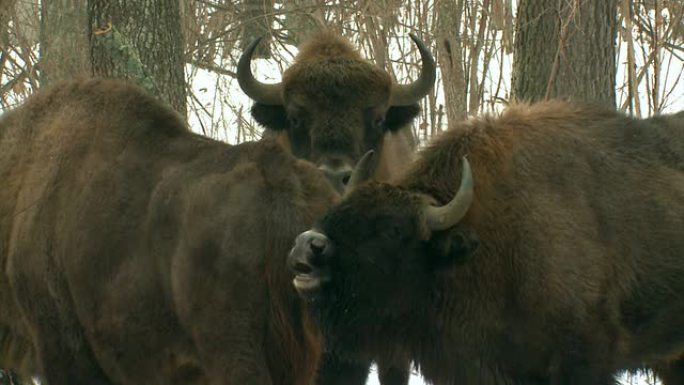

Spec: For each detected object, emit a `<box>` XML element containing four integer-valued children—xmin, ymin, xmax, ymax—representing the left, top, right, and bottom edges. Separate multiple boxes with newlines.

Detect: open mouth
<box><xmin>293</xmin><ymin>273</ymin><xmax>328</xmax><ymax>293</ymax></box>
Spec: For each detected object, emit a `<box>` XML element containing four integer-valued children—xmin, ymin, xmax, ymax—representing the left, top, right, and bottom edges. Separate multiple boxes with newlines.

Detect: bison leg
<box><xmin>9</xmin><ymin>271</ymin><xmax>112</xmax><ymax>385</ymax></box>
<box><xmin>26</xmin><ymin>318</ymin><xmax>111</xmax><ymax>385</ymax></box>
<box><xmin>377</xmin><ymin>357</ymin><xmax>410</xmax><ymax>385</ymax></box>
<box><xmin>316</xmin><ymin>354</ymin><xmax>370</xmax><ymax>385</ymax></box>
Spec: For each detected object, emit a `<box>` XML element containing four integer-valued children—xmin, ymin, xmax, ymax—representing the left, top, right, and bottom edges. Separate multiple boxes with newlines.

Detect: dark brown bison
<box><xmin>240</xmin><ymin>30</ymin><xmax>433</xmax><ymax>385</ymax></box>
<box><xmin>288</xmin><ymin>101</ymin><xmax>684</xmax><ymax>384</ymax></box>
<box><xmin>238</xmin><ymin>30</ymin><xmax>435</xmax><ymax>193</ymax></box>
<box><xmin>0</xmin><ymin>78</ymin><xmax>339</xmax><ymax>385</ymax></box>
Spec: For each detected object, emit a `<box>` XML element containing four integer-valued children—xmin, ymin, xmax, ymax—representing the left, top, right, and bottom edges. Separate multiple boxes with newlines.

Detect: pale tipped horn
<box><xmin>345</xmin><ymin>150</ymin><xmax>376</xmax><ymax>194</ymax></box>
<box><xmin>424</xmin><ymin>158</ymin><xmax>474</xmax><ymax>231</ymax></box>
<box><xmin>237</xmin><ymin>36</ymin><xmax>283</xmax><ymax>105</ymax></box>
<box><xmin>389</xmin><ymin>33</ymin><xmax>437</xmax><ymax>106</ymax></box>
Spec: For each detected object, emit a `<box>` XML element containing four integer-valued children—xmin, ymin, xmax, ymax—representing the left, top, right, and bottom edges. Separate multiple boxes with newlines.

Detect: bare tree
<box><xmin>240</xmin><ymin>0</ymin><xmax>274</xmax><ymax>57</ymax></box>
<box><xmin>282</xmin><ymin>0</ymin><xmax>325</xmax><ymax>45</ymax></box>
<box><xmin>3</xmin><ymin>0</ymin><xmax>683</xmax><ymax>137</ymax></box>
<box><xmin>90</xmin><ymin>0</ymin><xmax>187</xmax><ymax>115</ymax></box>
<box><xmin>0</xmin><ymin>0</ymin><xmax>16</xmax><ymax>46</ymax></box>
<box><xmin>39</xmin><ymin>1</ymin><xmax>91</xmax><ymax>86</ymax></box>
<box><xmin>39</xmin><ymin>0</ymin><xmax>187</xmax><ymax>116</ymax></box>
<box><xmin>435</xmin><ymin>0</ymin><xmax>468</xmax><ymax>124</ymax></box>
<box><xmin>618</xmin><ymin>0</ymin><xmax>684</xmax><ymax>116</ymax></box>
<box><xmin>512</xmin><ymin>0</ymin><xmax>619</xmax><ymax>106</ymax></box>
<box><xmin>1</xmin><ymin>0</ymin><xmax>39</xmax><ymax>109</ymax></box>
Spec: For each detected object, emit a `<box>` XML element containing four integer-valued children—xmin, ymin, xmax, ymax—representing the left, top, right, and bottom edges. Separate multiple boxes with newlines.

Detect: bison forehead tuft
<box><xmin>293</xmin><ymin>30</ymin><xmax>364</xmax><ymax>63</ymax></box>
<box><xmin>283</xmin><ymin>60</ymin><xmax>392</xmax><ymax>106</ymax></box>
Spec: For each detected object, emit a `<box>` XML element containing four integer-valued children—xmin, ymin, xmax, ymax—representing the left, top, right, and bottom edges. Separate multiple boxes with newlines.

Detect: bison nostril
<box><xmin>310</xmin><ymin>237</ymin><xmax>328</xmax><ymax>255</ymax></box>
<box><xmin>293</xmin><ymin>261</ymin><xmax>313</xmax><ymax>274</ymax></box>
<box><xmin>291</xmin><ymin>230</ymin><xmax>332</xmax><ymax>271</ymax></box>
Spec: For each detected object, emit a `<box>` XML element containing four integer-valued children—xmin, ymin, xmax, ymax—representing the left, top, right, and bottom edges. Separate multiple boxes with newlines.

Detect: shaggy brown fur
<box><xmin>245</xmin><ymin>30</ymin><xmax>425</xmax><ymax>385</ymax></box>
<box><xmin>249</xmin><ymin>30</ymin><xmax>422</xmax><ymax>193</ymax></box>
<box><xmin>290</xmin><ymin>101</ymin><xmax>684</xmax><ymax>384</ymax></box>
<box><xmin>291</xmin><ymin>30</ymin><xmax>365</xmax><ymax>63</ymax></box>
<box><xmin>0</xmin><ymin>78</ymin><xmax>338</xmax><ymax>385</ymax></box>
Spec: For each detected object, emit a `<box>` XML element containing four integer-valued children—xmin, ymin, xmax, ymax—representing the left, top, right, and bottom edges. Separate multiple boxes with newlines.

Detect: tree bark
<box><xmin>0</xmin><ymin>0</ymin><xmax>16</xmax><ymax>78</ymax></box>
<box><xmin>240</xmin><ymin>0</ymin><xmax>274</xmax><ymax>58</ymax></box>
<box><xmin>39</xmin><ymin>0</ymin><xmax>91</xmax><ymax>85</ymax></box>
<box><xmin>512</xmin><ymin>0</ymin><xmax>618</xmax><ymax>107</ymax></box>
<box><xmin>0</xmin><ymin>0</ymin><xmax>16</xmax><ymax>37</ymax></box>
<box><xmin>39</xmin><ymin>0</ymin><xmax>187</xmax><ymax>116</ymax></box>
<box><xmin>89</xmin><ymin>0</ymin><xmax>186</xmax><ymax>116</ymax></box>
<box><xmin>282</xmin><ymin>0</ymin><xmax>325</xmax><ymax>46</ymax></box>
<box><xmin>435</xmin><ymin>0</ymin><xmax>468</xmax><ymax>123</ymax></box>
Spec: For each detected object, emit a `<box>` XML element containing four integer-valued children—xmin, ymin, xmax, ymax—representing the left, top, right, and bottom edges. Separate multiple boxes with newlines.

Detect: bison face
<box><xmin>238</xmin><ymin>32</ymin><xmax>435</xmax><ymax>193</ymax></box>
<box><xmin>287</xmin><ymin>159</ymin><xmax>477</xmax><ymax>352</ymax></box>
<box><xmin>251</xmin><ymin>65</ymin><xmax>413</xmax><ymax>193</ymax></box>
<box><xmin>288</xmin><ymin>184</ymin><xmax>433</xmax><ymax>353</ymax></box>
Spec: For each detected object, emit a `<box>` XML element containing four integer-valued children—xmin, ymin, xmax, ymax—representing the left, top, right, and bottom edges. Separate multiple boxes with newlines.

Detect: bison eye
<box><xmin>374</xmin><ymin>117</ymin><xmax>386</xmax><ymax>129</ymax></box>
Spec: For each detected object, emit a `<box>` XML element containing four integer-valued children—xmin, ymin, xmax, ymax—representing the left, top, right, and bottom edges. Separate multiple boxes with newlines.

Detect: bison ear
<box><xmin>385</xmin><ymin>104</ymin><xmax>420</xmax><ymax>132</ymax></box>
<box><xmin>426</xmin><ymin>226</ymin><xmax>479</xmax><ymax>269</ymax></box>
<box><xmin>251</xmin><ymin>103</ymin><xmax>289</xmax><ymax>130</ymax></box>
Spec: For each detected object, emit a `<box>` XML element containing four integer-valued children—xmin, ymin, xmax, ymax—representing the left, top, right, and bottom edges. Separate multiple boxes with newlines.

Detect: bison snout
<box><xmin>288</xmin><ymin>230</ymin><xmax>332</xmax><ymax>294</ymax></box>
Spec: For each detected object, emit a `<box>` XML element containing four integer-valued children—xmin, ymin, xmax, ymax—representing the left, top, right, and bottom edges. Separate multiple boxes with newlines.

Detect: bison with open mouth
<box><xmin>289</xmin><ymin>102</ymin><xmax>684</xmax><ymax>384</ymax></box>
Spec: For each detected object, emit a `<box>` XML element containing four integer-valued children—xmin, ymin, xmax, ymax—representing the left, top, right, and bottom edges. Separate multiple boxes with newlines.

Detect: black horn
<box><xmin>237</xmin><ymin>36</ymin><xmax>283</xmax><ymax>105</ymax></box>
<box><xmin>389</xmin><ymin>33</ymin><xmax>437</xmax><ymax>106</ymax></box>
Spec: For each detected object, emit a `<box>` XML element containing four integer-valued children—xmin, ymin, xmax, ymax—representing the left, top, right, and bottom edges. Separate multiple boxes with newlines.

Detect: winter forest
<box><xmin>1</xmin><ymin>1</ymin><xmax>683</xmax><ymax>384</ymax></box>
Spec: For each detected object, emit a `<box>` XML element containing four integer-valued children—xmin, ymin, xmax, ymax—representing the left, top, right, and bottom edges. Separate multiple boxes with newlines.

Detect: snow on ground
<box><xmin>364</xmin><ymin>365</ymin><xmax>661</xmax><ymax>385</ymax></box>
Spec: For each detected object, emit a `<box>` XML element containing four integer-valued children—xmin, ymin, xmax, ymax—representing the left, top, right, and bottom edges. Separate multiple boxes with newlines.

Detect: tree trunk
<box><xmin>39</xmin><ymin>0</ymin><xmax>91</xmax><ymax>85</ymax></box>
<box><xmin>39</xmin><ymin>0</ymin><xmax>187</xmax><ymax>116</ymax></box>
<box><xmin>282</xmin><ymin>0</ymin><xmax>325</xmax><ymax>46</ymax></box>
<box><xmin>240</xmin><ymin>0</ymin><xmax>274</xmax><ymax>58</ymax></box>
<box><xmin>0</xmin><ymin>0</ymin><xmax>16</xmax><ymax>38</ymax></box>
<box><xmin>512</xmin><ymin>0</ymin><xmax>618</xmax><ymax>107</ymax></box>
<box><xmin>0</xmin><ymin>0</ymin><xmax>16</xmax><ymax>80</ymax></box>
<box><xmin>435</xmin><ymin>0</ymin><xmax>468</xmax><ymax>123</ymax></box>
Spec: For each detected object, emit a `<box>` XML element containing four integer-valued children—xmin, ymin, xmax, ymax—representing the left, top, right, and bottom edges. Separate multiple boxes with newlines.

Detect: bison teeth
<box><xmin>293</xmin><ymin>274</ymin><xmax>327</xmax><ymax>292</ymax></box>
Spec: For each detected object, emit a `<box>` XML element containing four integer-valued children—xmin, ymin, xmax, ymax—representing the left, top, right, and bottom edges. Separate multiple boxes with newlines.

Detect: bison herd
<box><xmin>1</xmin><ymin>31</ymin><xmax>683</xmax><ymax>385</ymax></box>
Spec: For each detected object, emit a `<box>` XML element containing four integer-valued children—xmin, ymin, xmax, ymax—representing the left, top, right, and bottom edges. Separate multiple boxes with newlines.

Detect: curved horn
<box><xmin>345</xmin><ymin>150</ymin><xmax>376</xmax><ymax>195</ymax></box>
<box><xmin>237</xmin><ymin>36</ymin><xmax>283</xmax><ymax>105</ymax></box>
<box><xmin>424</xmin><ymin>157</ymin><xmax>474</xmax><ymax>231</ymax></box>
<box><xmin>389</xmin><ymin>33</ymin><xmax>437</xmax><ymax>106</ymax></box>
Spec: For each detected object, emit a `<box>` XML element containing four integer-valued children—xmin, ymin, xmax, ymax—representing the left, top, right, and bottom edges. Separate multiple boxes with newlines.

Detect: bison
<box><xmin>0</xmin><ymin>78</ymin><xmax>339</xmax><ymax>385</ymax></box>
<box><xmin>288</xmin><ymin>101</ymin><xmax>684</xmax><ymax>384</ymax></box>
<box><xmin>240</xmin><ymin>30</ymin><xmax>434</xmax><ymax>385</ymax></box>
<box><xmin>238</xmin><ymin>30</ymin><xmax>435</xmax><ymax>194</ymax></box>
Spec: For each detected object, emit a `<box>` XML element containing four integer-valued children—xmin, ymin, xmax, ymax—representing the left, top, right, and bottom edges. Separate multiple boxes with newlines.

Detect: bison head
<box><xmin>238</xmin><ymin>31</ymin><xmax>435</xmax><ymax>192</ymax></box>
<box><xmin>287</xmin><ymin>159</ymin><xmax>477</xmax><ymax>353</ymax></box>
